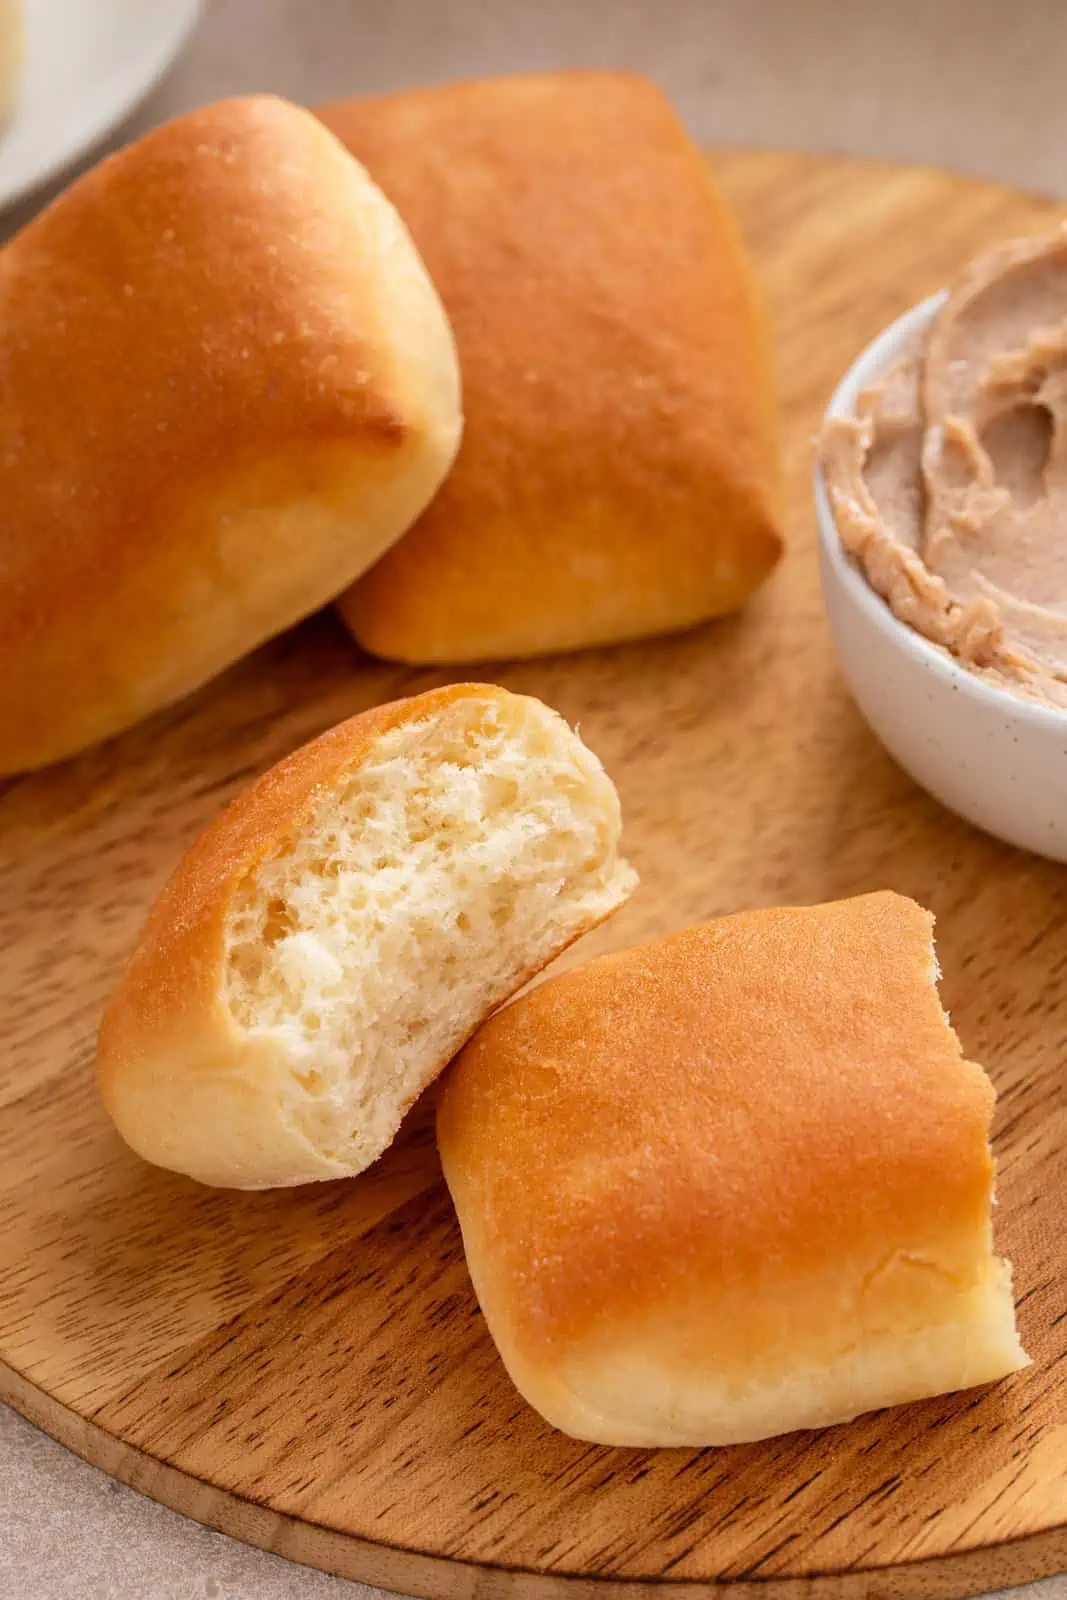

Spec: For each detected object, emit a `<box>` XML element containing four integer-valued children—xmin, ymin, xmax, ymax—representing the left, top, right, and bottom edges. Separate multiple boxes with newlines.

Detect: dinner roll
<box><xmin>319</xmin><ymin>71</ymin><xmax>783</xmax><ymax>663</ymax></box>
<box><xmin>98</xmin><ymin>684</ymin><xmax>636</xmax><ymax>1189</ymax></box>
<box><xmin>438</xmin><ymin>893</ymin><xmax>1026</xmax><ymax>1447</ymax></box>
<box><xmin>0</xmin><ymin>96</ymin><xmax>461</xmax><ymax>774</ymax></box>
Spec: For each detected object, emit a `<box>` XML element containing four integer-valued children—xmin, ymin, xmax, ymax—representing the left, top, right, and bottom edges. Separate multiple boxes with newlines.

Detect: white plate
<box><xmin>0</xmin><ymin>0</ymin><xmax>202</xmax><ymax>212</ymax></box>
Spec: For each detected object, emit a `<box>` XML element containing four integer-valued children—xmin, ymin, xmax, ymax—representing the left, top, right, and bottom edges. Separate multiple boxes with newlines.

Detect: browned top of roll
<box><xmin>0</xmin><ymin>95</ymin><xmax>460</xmax><ymax>771</ymax></box>
<box><xmin>321</xmin><ymin>70</ymin><xmax>783</xmax><ymax>662</ymax></box>
<box><xmin>438</xmin><ymin>892</ymin><xmax>995</xmax><ymax>1360</ymax></box>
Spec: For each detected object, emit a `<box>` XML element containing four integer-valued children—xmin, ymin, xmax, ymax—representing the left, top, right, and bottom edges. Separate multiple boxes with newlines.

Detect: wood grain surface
<box><xmin>2</xmin><ymin>150</ymin><xmax>1067</xmax><ymax>1600</ymax></box>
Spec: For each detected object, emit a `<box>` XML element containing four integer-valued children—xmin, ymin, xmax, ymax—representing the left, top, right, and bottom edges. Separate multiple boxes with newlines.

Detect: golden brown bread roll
<box><xmin>0</xmin><ymin>96</ymin><xmax>461</xmax><ymax>774</ymax></box>
<box><xmin>98</xmin><ymin>683</ymin><xmax>636</xmax><ymax>1189</ymax></box>
<box><xmin>319</xmin><ymin>70</ymin><xmax>783</xmax><ymax>663</ymax></box>
<box><xmin>437</xmin><ymin>893</ymin><xmax>1026</xmax><ymax>1446</ymax></box>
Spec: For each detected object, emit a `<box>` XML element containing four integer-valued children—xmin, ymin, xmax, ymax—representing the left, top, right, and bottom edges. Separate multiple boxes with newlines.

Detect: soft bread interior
<box><xmin>223</xmin><ymin>693</ymin><xmax>636</xmax><ymax>1176</ymax></box>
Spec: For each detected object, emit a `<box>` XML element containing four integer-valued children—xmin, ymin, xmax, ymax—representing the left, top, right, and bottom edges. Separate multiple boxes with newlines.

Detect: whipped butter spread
<box><xmin>820</xmin><ymin>229</ymin><xmax>1067</xmax><ymax>709</ymax></box>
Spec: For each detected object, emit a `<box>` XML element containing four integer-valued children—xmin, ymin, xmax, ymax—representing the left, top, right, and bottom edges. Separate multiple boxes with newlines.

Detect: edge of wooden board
<box><xmin>3</xmin><ymin>1356</ymin><xmax>1067</xmax><ymax>1600</ymax></box>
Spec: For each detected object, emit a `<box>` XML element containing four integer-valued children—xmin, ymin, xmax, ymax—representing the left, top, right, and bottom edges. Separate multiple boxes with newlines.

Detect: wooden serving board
<box><xmin>2</xmin><ymin>150</ymin><xmax>1067</xmax><ymax>1600</ymax></box>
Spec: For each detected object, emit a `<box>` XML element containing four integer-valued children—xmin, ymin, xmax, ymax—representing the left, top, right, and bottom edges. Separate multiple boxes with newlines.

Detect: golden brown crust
<box><xmin>438</xmin><ymin>894</ymin><xmax>1024</xmax><ymax>1444</ymax></box>
<box><xmin>320</xmin><ymin>71</ymin><xmax>783</xmax><ymax>662</ymax></box>
<box><xmin>0</xmin><ymin>96</ymin><xmax>461</xmax><ymax>772</ymax></box>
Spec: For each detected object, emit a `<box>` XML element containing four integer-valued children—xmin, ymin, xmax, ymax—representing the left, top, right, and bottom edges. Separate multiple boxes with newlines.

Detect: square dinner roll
<box><xmin>319</xmin><ymin>71</ymin><xmax>783</xmax><ymax>663</ymax></box>
<box><xmin>97</xmin><ymin>685</ymin><xmax>636</xmax><ymax>1190</ymax></box>
<box><xmin>0</xmin><ymin>96</ymin><xmax>461</xmax><ymax>773</ymax></box>
<box><xmin>437</xmin><ymin>893</ymin><xmax>1027</xmax><ymax>1447</ymax></box>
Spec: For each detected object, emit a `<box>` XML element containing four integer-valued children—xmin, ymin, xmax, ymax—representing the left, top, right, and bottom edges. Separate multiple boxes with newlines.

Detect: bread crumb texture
<box><xmin>224</xmin><ymin>692</ymin><xmax>635</xmax><ymax>1171</ymax></box>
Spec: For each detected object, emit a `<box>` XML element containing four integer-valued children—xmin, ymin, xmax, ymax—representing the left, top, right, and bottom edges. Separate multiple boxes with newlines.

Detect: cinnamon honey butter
<box><xmin>820</xmin><ymin>229</ymin><xmax>1067</xmax><ymax>709</ymax></box>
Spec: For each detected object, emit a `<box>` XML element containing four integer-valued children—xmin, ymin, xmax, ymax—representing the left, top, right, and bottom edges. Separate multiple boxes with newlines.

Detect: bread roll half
<box><xmin>0</xmin><ymin>96</ymin><xmax>461</xmax><ymax>773</ymax></box>
<box><xmin>98</xmin><ymin>685</ymin><xmax>636</xmax><ymax>1189</ymax></box>
<box><xmin>438</xmin><ymin>893</ymin><xmax>1026</xmax><ymax>1447</ymax></box>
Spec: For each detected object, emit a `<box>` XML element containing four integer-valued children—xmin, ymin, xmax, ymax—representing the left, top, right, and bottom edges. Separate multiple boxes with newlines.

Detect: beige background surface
<box><xmin>3</xmin><ymin>1</ymin><xmax>1067</xmax><ymax>1597</ymax></box>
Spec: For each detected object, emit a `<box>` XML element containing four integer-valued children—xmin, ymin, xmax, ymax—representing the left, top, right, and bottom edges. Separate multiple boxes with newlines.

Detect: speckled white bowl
<box><xmin>814</xmin><ymin>294</ymin><xmax>1067</xmax><ymax>863</ymax></box>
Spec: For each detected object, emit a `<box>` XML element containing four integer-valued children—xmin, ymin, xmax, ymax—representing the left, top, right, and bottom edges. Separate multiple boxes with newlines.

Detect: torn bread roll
<box><xmin>0</xmin><ymin>95</ymin><xmax>461</xmax><ymax>773</ymax></box>
<box><xmin>438</xmin><ymin>892</ymin><xmax>1026</xmax><ymax>1447</ymax></box>
<box><xmin>98</xmin><ymin>684</ymin><xmax>636</xmax><ymax>1189</ymax></box>
<box><xmin>320</xmin><ymin>70</ymin><xmax>783</xmax><ymax>663</ymax></box>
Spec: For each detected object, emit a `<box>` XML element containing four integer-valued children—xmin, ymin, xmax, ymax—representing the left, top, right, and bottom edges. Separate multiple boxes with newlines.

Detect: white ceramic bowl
<box><xmin>814</xmin><ymin>295</ymin><xmax>1067</xmax><ymax>863</ymax></box>
<box><xmin>0</xmin><ymin>0</ymin><xmax>202</xmax><ymax>213</ymax></box>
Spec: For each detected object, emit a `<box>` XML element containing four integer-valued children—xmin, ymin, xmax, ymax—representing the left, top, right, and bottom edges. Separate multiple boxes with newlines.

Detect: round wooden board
<box><xmin>2</xmin><ymin>149</ymin><xmax>1067</xmax><ymax>1600</ymax></box>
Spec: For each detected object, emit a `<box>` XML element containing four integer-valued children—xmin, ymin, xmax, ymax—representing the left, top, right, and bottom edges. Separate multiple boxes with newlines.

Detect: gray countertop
<box><xmin>4</xmin><ymin>1</ymin><xmax>1067</xmax><ymax>1596</ymax></box>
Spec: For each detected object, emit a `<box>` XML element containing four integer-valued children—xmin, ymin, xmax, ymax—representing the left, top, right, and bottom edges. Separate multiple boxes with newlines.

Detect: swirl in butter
<box><xmin>820</xmin><ymin>230</ymin><xmax>1067</xmax><ymax>709</ymax></box>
